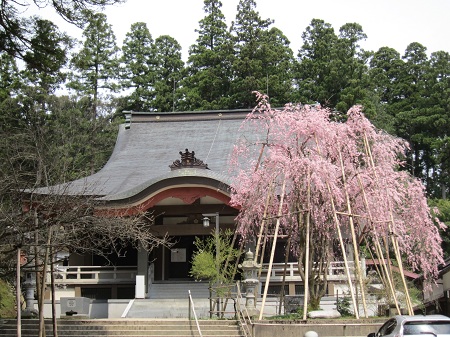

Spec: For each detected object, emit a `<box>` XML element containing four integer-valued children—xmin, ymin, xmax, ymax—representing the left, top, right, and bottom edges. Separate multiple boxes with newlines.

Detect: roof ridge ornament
<box><xmin>170</xmin><ymin>149</ymin><xmax>209</xmax><ymax>170</ymax></box>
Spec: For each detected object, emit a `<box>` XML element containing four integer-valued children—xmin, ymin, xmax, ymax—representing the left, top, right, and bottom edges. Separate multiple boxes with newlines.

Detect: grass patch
<box><xmin>0</xmin><ymin>278</ymin><xmax>16</xmax><ymax>318</ymax></box>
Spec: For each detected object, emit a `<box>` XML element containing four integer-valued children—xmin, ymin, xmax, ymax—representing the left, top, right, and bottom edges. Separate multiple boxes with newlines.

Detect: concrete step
<box><xmin>0</xmin><ymin>319</ymin><xmax>244</xmax><ymax>337</ymax></box>
<box><xmin>149</xmin><ymin>282</ymin><xmax>210</xmax><ymax>299</ymax></box>
<box><xmin>125</xmin><ymin>298</ymin><xmax>235</xmax><ymax>319</ymax></box>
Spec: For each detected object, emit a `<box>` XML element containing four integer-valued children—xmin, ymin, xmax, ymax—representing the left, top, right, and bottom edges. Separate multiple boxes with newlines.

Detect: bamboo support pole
<box><xmin>364</xmin><ymin>237</ymin><xmax>388</xmax><ymax>291</ymax></box>
<box><xmin>383</xmin><ymin>235</ymin><xmax>399</xmax><ymax>309</ymax></box>
<box><xmin>360</xmin><ymin>136</ymin><xmax>401</xmax><ymax>312</ymax></box>
<box><xmin>279</xmin><ymin>234</ymin><xmax>292</xmax><ymax>315</ymax></box>
<box><xmin>363</xmin><ymin>133</ymin><xmax>413</xmax><ymax>314</ymax></box>
<box><xmin>357</xmin><ymin>173</ymin><xmax>399</xmax><ymax>310</ymax></box>
<box><xmin>257</xmin><ymin>224</ymin><xmax>269</xmax><ymax>280</ymax></box>
<box><xmin>302</xmin><ymin>169</ymin><xmax>311</xmax><ymax>320</ymax></box>
<box><xmin>389</xmin><ymin>221</ymin><xmax>414</xmax><ymax>314</ymax></box>
<box><xmin>254</xmin><ymin>181</ymin><xmax>274</xmax><ymax>264</ymax></box>
<box><xmin>367</xmin><ymin>239</ymin><xmax>387</xmax><ymax>292</ymax></box>
<box><xmin>376</xmin><ymin>236</ymin><xmax>400</xmax><ymax>312</ymax></box>
<box><xmin>338</xmin><ymin>149</ymin><xmax>368</xmax><ymax>317</ymax></box>
<box><xmin>259</xmin><ymin>177</ymin><xmax>287</xmax><ymax>320</ymax></box>
<box><xmin>314</xmin><ymin>136</ymin><xmax>359</xmax><ymax>319</ymax></box>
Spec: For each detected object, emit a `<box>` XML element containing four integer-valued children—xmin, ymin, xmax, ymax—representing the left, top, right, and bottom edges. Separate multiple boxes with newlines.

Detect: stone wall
<box><xmin>253</xmin><ymin>320</ymin><xmax>385</xmax><ymax>337</ymax></box>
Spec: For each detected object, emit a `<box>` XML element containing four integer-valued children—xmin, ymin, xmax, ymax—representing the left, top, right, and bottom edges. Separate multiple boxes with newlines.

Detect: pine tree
<box><xmin>230</xmin><ymin>0</ymin><xmax>295</xmax><ymax>109</ymax></box>
<box><xmin>68</xmin><ymin>12</ymin><xmax>119</xmax><ymax>120</ymax></box>
<box><xmin>427</xmin><ymin>51</ymin><xmax>450</xmax><ymax>197</ymax></box>
<box><xmin>333</xmin><ymin>23</ymin><xmax>371</xmax><ymax>113</ymax></box>
<box><xmin>229</xmin><ymin>0</ymin><xmax>270</xmax><ymax>108</ymax></box>
<box><xmin>295</xmin><ymin>20</ymin><xmax>375</xmax><ymax>120</ymax></box>
<box><xmin>182</xmin><ymin>0</ymin><xmax>233</xmax><ymax>110</ymax></box>
<box><xmin>23</xmin><ymin>18</ymin><xmax>72</xmax><ymax>94</ymax></box>
<box><xmin>295</xmin><ymin>19</ymin><xmax>338</xmax><ymax>107</ymax></box>
<box><xmin>120</xmin><ymin>22</ymin><xmax>156</xmax><ymax>112</ymax></box>
<box><xmin>0</xmin><ymin>0</ymin><xmax>122</xmax><ymax>57</ymax></box>
<box><xmin>260</xmin><ymin>27</ymin><xmax>295</xmax><ymax>107</ymax></box>
<box><xmin>153</xmin><ymin>35</ymin><xmax>184</xmax><ymax>112</ymax></box>
<box><xmin>0</xmin><ymin>52</ymin><xmax>21</xmax><ymax>101</ymax></box>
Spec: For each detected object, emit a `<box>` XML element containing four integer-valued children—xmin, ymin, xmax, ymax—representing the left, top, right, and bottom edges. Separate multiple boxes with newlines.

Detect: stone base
<box><xmin>60</xmin><ymin>314</ymin><xmax>89</xmax><ymax>320</ymax></box>
<box><xmin>21</xmin><ymin>309</ymin><xmax>38</xmax><ymax>319</ymax></box>
<box><xmin>308</xmin><ymin>309</ymin><xmax>341</xmax><ymax>319</ymax></box>
<box><xmin>246</xmin><ymin>307</ymin><xmax>260</xmax><ymax>318</ymax></box>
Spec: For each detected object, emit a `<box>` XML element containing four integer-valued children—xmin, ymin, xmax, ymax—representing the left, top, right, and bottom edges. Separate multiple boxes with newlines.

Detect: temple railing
<box><xmin>260</xmin><ymin>261</ymin><xmax>361</xmax><ymax>282</ymax></box>
<box><xmin>52</xmin><ymin>265</ymin><xmax>137</xmax><ymax>285</ymax></box>
<box><xmin>51</xmin><ymin>260</ymin><xmax>361</xmax><ymax>286</ymax></box>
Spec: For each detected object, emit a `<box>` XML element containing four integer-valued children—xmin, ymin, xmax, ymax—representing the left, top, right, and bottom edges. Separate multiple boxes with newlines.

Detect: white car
<box><xmin>369</xmin><ymin>315</ymin><xmax>450</xmax><ymax>337</ymax></box>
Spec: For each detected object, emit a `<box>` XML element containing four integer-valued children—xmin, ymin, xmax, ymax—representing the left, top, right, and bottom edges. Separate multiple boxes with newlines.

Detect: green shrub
<box><xmin>0</xmin><ymin>279</ymin><xmax>16</xmax><ymax>318</ymax></box>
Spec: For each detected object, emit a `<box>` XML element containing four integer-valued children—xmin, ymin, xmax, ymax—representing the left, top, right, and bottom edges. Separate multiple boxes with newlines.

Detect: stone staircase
<box><xmin>0</xmin><ymin>319</ymin><xmax>244</xmax><ymax>337</ymax></box>
<box><xmin>149</xmin><ymin>282</ymin><xmax>210</xmax><ymax>299</ymax></box>
<box><xmin>124</xmin><ymin>282</ymin><xmax>214</xmax><ymax>319</ymax></box>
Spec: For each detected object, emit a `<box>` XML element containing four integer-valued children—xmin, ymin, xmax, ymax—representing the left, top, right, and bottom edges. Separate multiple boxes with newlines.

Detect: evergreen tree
<box><xmin>369</xmin><ymin>46</ymin><xmax>404</xmax><ymax>108</ymax></box>
<box><xmin>22</xmin><ymin>18</ymin><xmax>72</xmax><ymax>94</ymax></box>
<box><xmin>0</xmin><ymin>52</ymin><xmax>21</xmax><ymax>101</ymax></box>
<box><xmin>182</xmin><ymin>0</ymin><xmax>233</xmax><ymax>110</ymax></box>
<box><xmin>68</xmin><ymin>12</ymin><xmax>119</xmax><ymax>119</ymax></box>
<box><xmin>45</xmin><ymin>95</ymin><xmax>119</xmax><ymax>180</ymax></box>
<box><xmin>120</xmin><ymin>22</ymin><xmax>156</xmax><ymax>112</ymax></box>
<box><xmin>0</xmin><ymin>0</ymin><xmax>122</xmax><ymax>57</ymax></box>
<box><xmin>295</xmin><ymin>19</ymin><xmax>371</xmax><ymax>114</ymax></box>
<box><xmin>395</xmin><ymin>43</ymin><xmax>432</xmax><ymax>185</ymax></box>
<box><xmin>427</xmin><ymin>51</ymin><xmax>450</xmax><ymax>197</ymax></box>
<box><xmin>295</xmin><ymin>19</ymin><xmax>339</xmax><ymax>107</ymax></box>
<box><xmin>261</xmin><ymin>27</ymin><xmax>295</xmax><ymax>107</ymax></box>
<box><xmin>153</xmin><ymin>35</ymin><xmax>184</xmax><ymax>112</ymax></box>
<box><xmin>229</xmin><ymin>0</ymin><xmax>275</xmax><ymax>108</ymax></box>
<box><xmin>334</xmin><ymin>23</ymin><xmax>371</xmax><ymax>113</ymax></box>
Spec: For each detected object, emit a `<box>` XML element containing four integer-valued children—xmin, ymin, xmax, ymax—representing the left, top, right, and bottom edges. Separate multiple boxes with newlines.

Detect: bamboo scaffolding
<box><xmin>364</xmin><ymin>237</ymin><xmax>388</xmax><ymax>292</ymax></box>
<box><xmin>254</xmin><ymin>181</ymin><xmax>274</xmax><ymax>264</ymax></box>
<box><xmin>279</xmin><ymin>233</ymin><xmax>292</xmax><ymax>315</ymax></box>
<box><xmin>363</xmin><ymin>133</ymin><xmax>413</xmax><ymax>314</ymax></box>
<box><xmin>252</xmin><ymin>153</ymin><xmax>273</xmax><ymax>303</ymax></box>
<box><xmin>383</xmin><ymin>236</ymin><xmax>400</xmax><ymax>311</ymax></box>
<box><xmin>338</xmin><ymin>149</ymin><xmax>368</xmax><ymax>317</ymax></box>
<box><xmin>259</xmin><ymin>177</ymin><xmax>287</xmax><ymax>320</ymax></box>
<box><xmin>302</xmin><ymin>168</ymin><xmax>311</xmax><ymax>320</ymax></box>
<box><xmin>314</xmin><ymin>135</ymin><xmax>359</xmax><ymax>319</ymax></box>
<box><xmin>374</xmin><ymin>236</ymin><xmax>401</xmax><ymax>312</ymax></box>
<box><xmin>334</xmin><ymin>211</ymin><xmax>392</xmax><ymax>223</ymax></box>
<box><xmin>389</xmin><ymin>218</ymin><xmax>414</xmax><ymax>314</ymax></box>
<box><xmin>356</xmin><ymin>173</ymin><xmax>401</xmax><ymax>312</ymax></box>
<box><xmin>257</xmin><ymin>224</ymin><xmax>269</xmax><ymax>281</ymax></box>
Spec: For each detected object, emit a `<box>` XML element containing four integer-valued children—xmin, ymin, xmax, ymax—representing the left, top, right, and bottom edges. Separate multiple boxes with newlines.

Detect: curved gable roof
<box><xmin>33</xmin><ymin>110</ymin><xmax>253</xmax><ymax>202</ymax></box>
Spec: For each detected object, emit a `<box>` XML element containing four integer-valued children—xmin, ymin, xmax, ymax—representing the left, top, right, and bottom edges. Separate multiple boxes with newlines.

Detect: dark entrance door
<box><xmin>152</xmin><ymin>236</ymin><xmax>198</xmax><ymax>281</ymax></box>
<box><xmin>168</xmin><ymin>236</ymin><xmax>195</xmax><ymax>279</ymax></box>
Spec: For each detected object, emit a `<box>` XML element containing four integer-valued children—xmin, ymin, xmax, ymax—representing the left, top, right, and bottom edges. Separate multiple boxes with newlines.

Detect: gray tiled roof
<box><xmin>33</xmin><ymin>110</ymin><xmax>258</xmax><ymax>201</ymax></box>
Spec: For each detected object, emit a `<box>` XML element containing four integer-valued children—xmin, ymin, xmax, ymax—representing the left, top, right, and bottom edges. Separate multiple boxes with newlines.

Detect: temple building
<box><xmin>33</xmin><ymin>109</ymin><xmax>253</xmax><ymax>300</ymax></box>
<box><xmin>29</xmin><ymin>108</ymin><xmax>373</xmax><ymax>318</ymax></box>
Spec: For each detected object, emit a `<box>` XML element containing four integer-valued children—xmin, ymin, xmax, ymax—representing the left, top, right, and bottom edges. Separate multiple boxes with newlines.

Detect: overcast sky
<box><xmin>32</xmin><ymin>0</ymin><xmax>450</xmax><ymax>61</ymax></box>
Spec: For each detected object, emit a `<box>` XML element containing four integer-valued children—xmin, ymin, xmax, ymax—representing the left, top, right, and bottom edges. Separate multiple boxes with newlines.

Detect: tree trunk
<box><xmin>17</xmin><ymin>248</ymin><xmax>22</xmax><ymax>337</ymax></box>
<box><xmin>50</xmin><ymin>244</ymin><xmax>58</xmax><ymax>337</ymax></box>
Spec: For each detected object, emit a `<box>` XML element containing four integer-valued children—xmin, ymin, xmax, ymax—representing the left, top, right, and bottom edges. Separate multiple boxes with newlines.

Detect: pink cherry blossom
<box><xmin>230</xmin><ymin>93</ymin><xmax>444</xmax><ymax>295</ymax></box>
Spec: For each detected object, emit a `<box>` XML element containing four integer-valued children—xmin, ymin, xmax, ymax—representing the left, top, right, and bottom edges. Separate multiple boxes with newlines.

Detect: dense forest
<box><xmin>1</xmin><ymin>0</ymin><xmax>449</xmax><ymax>247</ymax></box>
